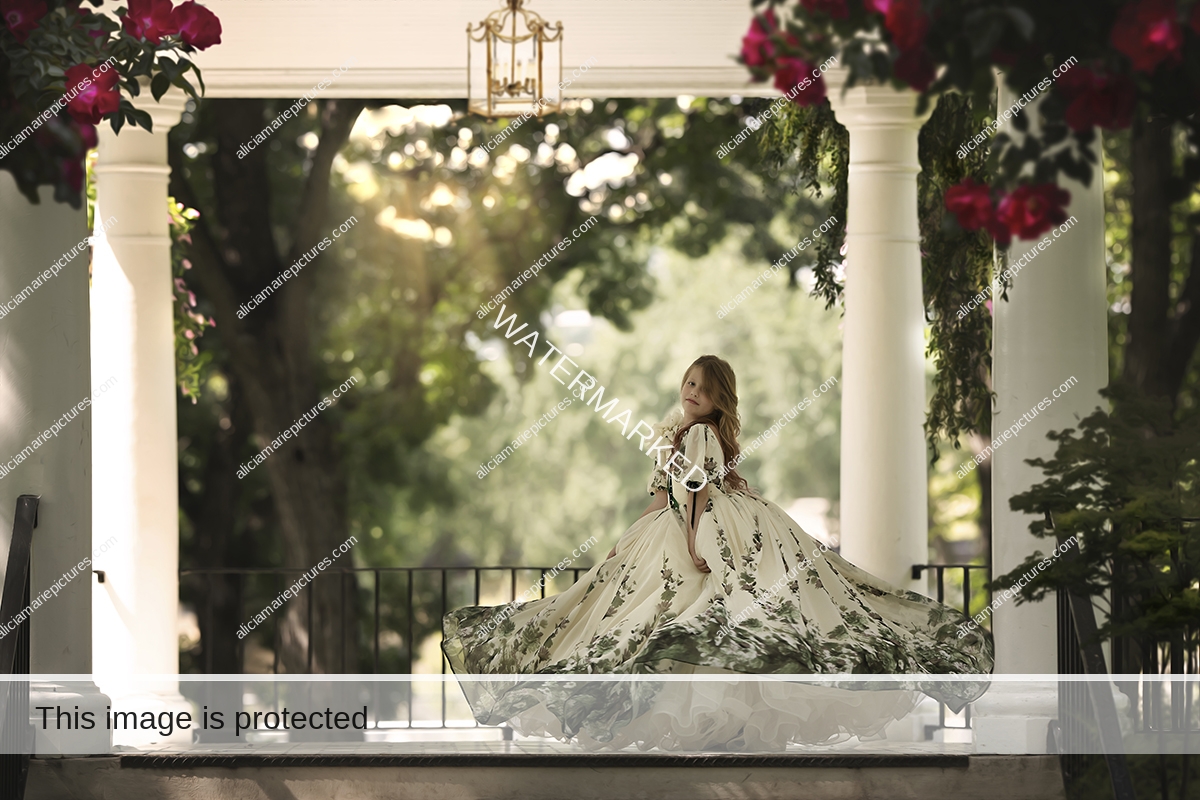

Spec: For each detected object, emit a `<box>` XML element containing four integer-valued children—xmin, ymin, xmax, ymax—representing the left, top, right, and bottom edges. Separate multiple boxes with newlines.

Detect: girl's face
<box><xmin>680</xmin><ymin>367</ymin><xmax>715</xmax><ymax>422</ymax></box>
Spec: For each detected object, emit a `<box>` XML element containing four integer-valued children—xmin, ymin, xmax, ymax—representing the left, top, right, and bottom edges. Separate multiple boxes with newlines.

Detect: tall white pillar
<box><xmin>0</xmin><ymin>173</ymin><xmax>111</xmax><ymax>755</ymax></box>
<box><xmin>90</xmin><ymin>92</ymin><xmax>190</xmax><ymax>741</ymax></box>
<box><xmin>828</xmin><ymin>77</ymin><xmax>933</xmax><ymax>593</ymax></box>
<box><xmin>974</xmin><ymin>78</ymin><xmax>1108</xmax><ymax>753</ymax></box>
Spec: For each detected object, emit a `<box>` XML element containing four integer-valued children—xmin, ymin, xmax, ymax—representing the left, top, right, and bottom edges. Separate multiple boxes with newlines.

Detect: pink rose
<box><xmin>944</xmin><ymin>179</ymin><xmax>994</xmax><ymax>232</ymax></box>
<box><xmin>863</xmin><ymin>0</ymin><xmax>891</xmax><ymax>13</ymax></box>
<box><xmin>774</xmin><ymin>57</ymin><xmax>827</xmax><ymax>106</ymax></box>
<box><xmin>994</xmin><ymin>183</ymin><xmax>1071</xmax><ymax>241</ymax></box>
<box><xmin>171</xmin><ymin>1</ymin><xmax>221</xmax><ymax>49</ymax></box>
<box><xmin>1111</xmin><ymin>0</ymin><xmax>1183</xmax><ymax>73</ymax></box>
<box><xmin>884</xmin><ymin>0</ymin><xmax>929</xmax><ymax>52</ymax></box>
<box><xmin>1055</xmin><ymin>67</ymin><xmax>1136</xmax><ymax>131</ymax></box>
<box><xmin>740</xmin><ymin>9</ymin><xmax>780</xmax><ymax>69</ymax></box>
<box><xmin>122</xmin><ymin>0</ymin><xmax>177</xmax><ymax>44</ymax></box>
<box><xmin>65</xmin><ymin>63</ymin><xmax>121</xmax><ymax>125</ymax></box>
<box><xmin>2</xmin><ymin>0</ymin><xmax>47</xmax><ymax>42</ymax></box>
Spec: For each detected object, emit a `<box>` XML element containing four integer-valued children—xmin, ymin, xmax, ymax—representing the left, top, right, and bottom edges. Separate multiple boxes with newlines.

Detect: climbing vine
<box><xmin>758</xmin><ymin>91</ymin><xmax>996</xmax><ymax>458</ymax></box>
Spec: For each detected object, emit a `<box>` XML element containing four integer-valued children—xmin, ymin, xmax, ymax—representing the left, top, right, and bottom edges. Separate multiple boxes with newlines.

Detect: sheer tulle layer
<box><xmin>447</xmin><ymin>668</ymin><xmax>925</xmax><ymax>751</ymax></box>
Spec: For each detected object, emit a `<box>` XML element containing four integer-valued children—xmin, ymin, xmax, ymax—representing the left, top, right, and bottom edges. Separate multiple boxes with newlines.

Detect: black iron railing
<box><xmin>1</xmin><ymin>495</ymin><xmax>38</xmax><ymax>800</ymax></box>
<box><xmin>911</xmin><ymin>563</ymin><xmax>991</xmax><ymax>737</ymax></box>
<box><xmin>182</xmin><ymin>560</ymin><xmax>991</xmax><ymax>735</ymax></box>
<box><xmin>180</xmin><ymin>565</ymin><xmax>593</xmax><ymax>729</ymax></box>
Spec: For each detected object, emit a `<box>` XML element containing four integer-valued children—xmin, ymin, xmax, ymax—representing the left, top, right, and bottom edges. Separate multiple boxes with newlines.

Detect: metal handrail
<box><xmin>1</xmin><ymin>495</ymin><xmax>38</xmax><ymax>800</ymax></box>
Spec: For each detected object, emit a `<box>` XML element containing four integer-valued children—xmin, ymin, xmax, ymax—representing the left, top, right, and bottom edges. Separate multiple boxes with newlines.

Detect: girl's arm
<box><xmin>683</xmin><ymin>484</ymin><xmax>711</xmax><ymax>573</ymax></box>
<box><xmin>607</xmin><ymin>492</ymin><xmax>668</xmax><ymax>558</ymax></box>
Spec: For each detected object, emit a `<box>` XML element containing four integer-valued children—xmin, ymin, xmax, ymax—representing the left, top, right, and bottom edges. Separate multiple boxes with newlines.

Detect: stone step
<box><xmin>28</xmin><ymin>753</ymin><xmax>1066</xmax><ymax>800</ymax></box>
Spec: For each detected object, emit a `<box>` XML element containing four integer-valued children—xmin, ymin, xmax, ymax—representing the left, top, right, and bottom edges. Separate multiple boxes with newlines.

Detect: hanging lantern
<box><xmin>467</xmin><ymin>0</ymin><xmax>563</xmax><ymax>119</ymax></box>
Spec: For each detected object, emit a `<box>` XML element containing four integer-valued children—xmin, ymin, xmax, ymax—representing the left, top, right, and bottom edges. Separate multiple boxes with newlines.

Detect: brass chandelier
<box><xmin>466</xmin><ymin>0</ymin><xmax>564</xmax><ymax>119</ymax></box>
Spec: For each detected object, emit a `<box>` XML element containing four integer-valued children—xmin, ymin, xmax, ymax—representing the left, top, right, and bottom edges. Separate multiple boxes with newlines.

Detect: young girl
<box><xmin>443</xmin><ymin>355</ymin><xmax>993</xmax><ymax>750</ymax></box>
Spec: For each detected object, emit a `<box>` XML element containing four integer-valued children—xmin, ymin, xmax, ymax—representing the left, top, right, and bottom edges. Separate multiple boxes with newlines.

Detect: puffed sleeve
<box><xmin>673</xmin><ymin>423</ymin><xmax>725</xmax><ymax>492</ymax></box>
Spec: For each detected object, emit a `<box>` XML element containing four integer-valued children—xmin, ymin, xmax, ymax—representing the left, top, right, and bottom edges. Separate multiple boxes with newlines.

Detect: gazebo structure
<box><xmin>0</xmin><ymin>0</ymin><xmax>1108</xmax><ymax>792</ymax></box>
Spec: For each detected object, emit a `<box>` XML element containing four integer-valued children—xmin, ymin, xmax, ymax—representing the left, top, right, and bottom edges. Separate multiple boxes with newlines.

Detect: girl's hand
<box><xmin>690</xmin><ymin>550</ymin><xmax>710</xmax><ymax>574</ymax></box>
<box><xmin>607</xmin><ymin>546</ymin><xmax>617</xmax><ymax>559</ymax></box>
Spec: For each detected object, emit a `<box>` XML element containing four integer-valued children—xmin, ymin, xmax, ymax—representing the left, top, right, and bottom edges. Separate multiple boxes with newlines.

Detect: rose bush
<box><xmin>740</xmin><ymin>0</ymin><xmax>1200</xmax><ymax>249</ymax></box>
<box><xmin>1</xmin><ymin>0</ymin><xmax>222</xmax><ymax>206</ymax></box>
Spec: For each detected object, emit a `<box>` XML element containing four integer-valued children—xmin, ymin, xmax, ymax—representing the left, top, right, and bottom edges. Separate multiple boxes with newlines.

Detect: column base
<box><xmin>29</xmin><ymin>681</ymin><xmax>112</xmax><ymax>756</ymax></box>
<box><xmin>95</xmin><ymin>679</ymin><xmax>194</xmax><ymax>749</ymax></box>
<box><xmin>972</xmin><ymin>681</ymin><xmax>1058</xmax><ymax>754</ymax></box>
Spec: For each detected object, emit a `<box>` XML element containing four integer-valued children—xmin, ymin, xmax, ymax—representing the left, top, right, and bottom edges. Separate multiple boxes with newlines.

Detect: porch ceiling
<box><xmin>193</xmin><ymin>0</ymin><xmax>778</xmax><ymax>98</ymax></box>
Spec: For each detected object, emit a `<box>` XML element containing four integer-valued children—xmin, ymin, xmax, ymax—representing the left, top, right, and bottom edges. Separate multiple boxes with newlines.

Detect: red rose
<box><xmin>774</xmin><ymin>57</ymin><xmax>827</xmax><ymax>106</ymax></box>
<box><xmin>1055</xmin><ymin>67</ymin><xmax>1136</xmax><ymax>131</ymax></box>
<box><xmin>2</xmin><ymin>0</ymin><xmax>47</xmax><ymax>43</ymax></box>
<box><xmin>171</xmin><ymin>1</ymin><xmax>221</xmax><ymax>49</ymax></box>
<box><xmin>944</xmin><ymin>179</ymin><xmax>994</xmax><ymax>232</ymax></box>
<box><xmin>893</xmin><ymin>47</ymin><xmax>935</xmax><ymax>90</ymax></box>
<box><xmin>884</xmin><ymin>0</ymin><xmax>929</xmax><ymax>51</ymax></box>
<box><xmin>800</xmin><ymin>0</ymin><xmax>848</xmax><ymax>20</ymax></box>
<box><xmin>122</xmin><ymin>0</ymin><xmax>177</xmax><ymax>44</ymax></box>
<box><xmin>741</xmin><ymin>9</ymin><xmax>780</xmax><ymax>69</ymax></box>
<box><xmin>65</xmin><ymin>63</ymin><xmax>121</xmax><ymax>125</ymax></box>
<box><xmin>1111</xmin><ymin>0</ymin><xmax>1183</xmax><ymax>73</ymax></box>
<box><xmin>77</xmin><ymin>121</ymin><xmax>98</xmax><ymax>149</ymax></box>
<box><xmin>994</xmin><ymin>183</ymin><xmax>1071</xmax><ymax>241</ymax></box>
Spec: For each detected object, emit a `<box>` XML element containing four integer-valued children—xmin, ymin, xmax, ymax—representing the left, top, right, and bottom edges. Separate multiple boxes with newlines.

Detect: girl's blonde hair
<box><xmin>672</xmin><ymin>355</ymin><xmax>750</xmax><ymax>494</ymax></box>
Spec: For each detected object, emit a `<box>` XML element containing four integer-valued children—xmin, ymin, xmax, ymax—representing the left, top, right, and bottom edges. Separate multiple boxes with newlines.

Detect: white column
<box><xmin>91</xmin><ymin>92</ymin><xmax>190</xmax><ymax>743</ymax></box>
<box><xmin>0</xmin><ymin>173</ymin><xmax>111</xmax><ymax>755</ymax></box>
<box><xmin>974</xmin><ymin>77</ymin><xmax>1109</xmax><ymax>753</ymax></box>
<box><xmin>827</xmin><ymin>77</ymin><xmax>933</xmax><ymax>593</ymax></box>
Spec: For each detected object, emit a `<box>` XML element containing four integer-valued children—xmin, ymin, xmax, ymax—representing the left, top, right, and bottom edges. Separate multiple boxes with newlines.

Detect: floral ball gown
<box><xmin>443</xmin><ymin>415</ymin><xmax>994</xmax><ymax>751</ymax></box>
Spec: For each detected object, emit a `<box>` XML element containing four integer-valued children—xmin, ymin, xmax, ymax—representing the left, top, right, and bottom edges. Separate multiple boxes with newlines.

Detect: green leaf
<box><xmin>151</xmin><ymin>72</ymin><xmax>171</xmax><ymax>101</ymax></box>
